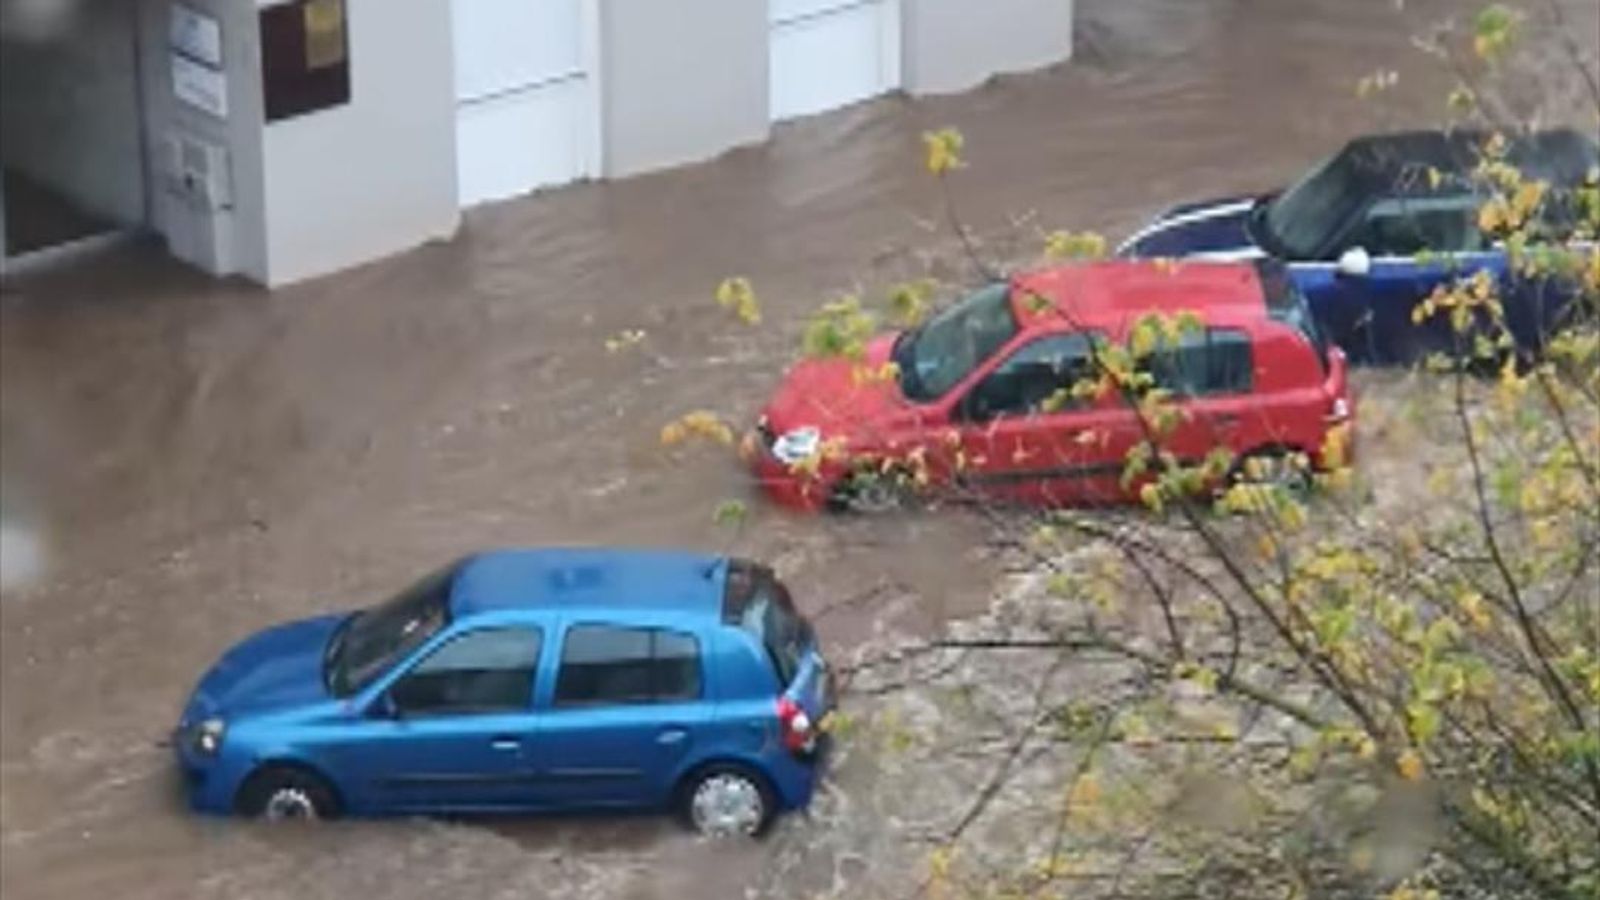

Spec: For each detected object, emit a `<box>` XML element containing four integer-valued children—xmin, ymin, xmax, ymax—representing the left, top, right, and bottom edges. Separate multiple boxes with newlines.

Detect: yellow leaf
<box><xmin>715</xmin><ymin>277</ymin><xmax>762</xmax><ymax>325</ymax></box>
<box><xmin>1138</xmin><ymin>482</ymin><xmax>1164</xmax><ymax>513</ymax></box>
<box><xmin>1256</xmin><ymin>534</ymin><xmax>1278</xmax><ymax>559</ymax></box>
<box><xmin>1457</xmin><ymin>590</ymin><xmax>1492</xmax><ymax>630</ymax></box>
<box><xmin>1478</xmin><ymin>201</ymin><xmax>1506</xmax><ymax>234</ymax></box>
<box><xmin>1043</xmin><ymin>230</ymin><xmax>1108</xmax><ymax>261</ymax></box>
<box><xmin>1067</xmin><ymin>773</ymin><xmax>1101</xmax><ymax>812</ymax></box>
<box><xmin>661</xmin><ymin>410</ymin><xmax>734</xmax><ymax>448</ymax></box>
<box><xmin>922</xmin><ymin>128</ymin><xmax>965</xmax><ymax>176</ymax></box>
<box><xmin>928</xmin><ymin>844</ymin><xmax>957</xmax><ymax>880</ymax></box>
<box><xmin>1397</xmin><ymin>748</ymin><xmax>1426</xmax><ymax>781</ymax></box>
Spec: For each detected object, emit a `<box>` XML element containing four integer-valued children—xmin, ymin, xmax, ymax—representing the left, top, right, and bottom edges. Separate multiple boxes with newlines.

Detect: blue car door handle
<box><xmin>490</xmin><ymin>736</ymin><xmax>521</xmax><ymax>752</ymax></box>
<box><xmin>657</xmin><ymin>727</ymin><xmax>688</xmax><ymax>746</ymax></box>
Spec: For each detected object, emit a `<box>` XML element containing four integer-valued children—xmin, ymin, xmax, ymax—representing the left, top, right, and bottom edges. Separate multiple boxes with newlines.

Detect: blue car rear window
<box><xmin>723</xmin><ymin>561</ymin><xmax>810</xmax><ymax>686</ymax></box>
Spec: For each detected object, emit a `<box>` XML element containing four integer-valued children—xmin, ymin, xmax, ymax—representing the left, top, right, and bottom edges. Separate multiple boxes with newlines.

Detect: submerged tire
<box><xmin>830</xmin><ymin>468</ymin><xmax>908</xmax><ymax>515</ymax></box>
<box><xmin>236</xmin><ymin>765</ymin><xmax>339</xmax><ymax>822</ymax></box>
<box><xmin>1229</xmin><ymin>449</ymin><xmax>1313</xmax><ymax>493</ymax></box>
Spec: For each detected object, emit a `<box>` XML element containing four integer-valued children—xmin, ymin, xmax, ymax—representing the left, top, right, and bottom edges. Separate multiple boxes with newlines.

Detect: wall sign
<box><xmin>172</xmin><ymin>52</ymin><xmax>229</xmax><ymax>119</ymax></box>
<box><xmin>170</xmin><ymin>4</ymin><xmax>223</xmax><ymax>67</ymax></box>
<box><xmin>261</xmin><ymin>0</ymin><xmax>351</xmax><ymax>123</ymax></box>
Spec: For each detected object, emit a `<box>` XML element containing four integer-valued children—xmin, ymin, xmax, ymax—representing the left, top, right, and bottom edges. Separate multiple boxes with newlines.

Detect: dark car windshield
<box><xmin>1261</xmin><ymin>151</ymin><xmax>1374</xmax><ymax>259</ymax></box>
<box><xmin>723</xmin><ymin>560</ymin><xmax>812</xmax><ymax>686</ymax></box>
<box><xmin>324</xmin><ymin>562</ymin><xmax>456</xmax><ymax>697</ymax></box>
<box><xmin>894</xmin><ymin>282</ymin><xmax>1019</xmax><ymax>401</ymax></box>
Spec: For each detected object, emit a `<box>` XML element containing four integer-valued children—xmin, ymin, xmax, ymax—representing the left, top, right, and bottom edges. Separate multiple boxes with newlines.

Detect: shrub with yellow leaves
<box><xmin>923</xmin><ymin>128</ymin><xmax>965</xmax><ymax>176</ymax></box>
<box><xmin>663</xmin><ymin>12</ymin><xmax>1599</xmax><ymax>897</ymax></box>
<box><xmin>714</xmin><ymin>276</ymin><xmax>761</xmax><ymax>325</ymax></box>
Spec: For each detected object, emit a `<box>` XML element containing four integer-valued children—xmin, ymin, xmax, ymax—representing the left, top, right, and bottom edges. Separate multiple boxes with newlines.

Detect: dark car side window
<box><xmin>961</xmin><ymin>333</ymin><xmax>1100</xmax><ymax>422</ymax></box>
<box><xmin>555</xmin><ymin>625</ymin><xmax>703</xmax><ymax>707</ymax></box>
<box><xmin>1349</xmin><ymin>196</ymin><xmax>1484</xmax><ymax>256</ymax></box>
<box><xmin>1147</xmin><ymin>328</ymin><xmax>1253</xmax><ymax>397</ymax></box>
<box><xmin>389</xmin><ymin>627</ymin><xmax>541</xmax><ymax>716</ymax></box>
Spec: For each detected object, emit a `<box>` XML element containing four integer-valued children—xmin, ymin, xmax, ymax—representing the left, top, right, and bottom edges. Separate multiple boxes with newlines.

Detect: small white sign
<box><xmin>172</xmin><ymin>52</ymin><xmax>228</xmax><ymax>119</ymax></box>
<box><xmin>170</xmin><ymin>4</ymin><xmax>222</xmax><ymax>67</ymax></box>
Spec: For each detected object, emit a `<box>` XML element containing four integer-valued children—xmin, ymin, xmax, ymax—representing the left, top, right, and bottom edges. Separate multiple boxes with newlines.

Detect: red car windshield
<box><xmin>894</xmin><ymin>282</ymin><xmax>1019</xmax><ymax>401</ymax></box>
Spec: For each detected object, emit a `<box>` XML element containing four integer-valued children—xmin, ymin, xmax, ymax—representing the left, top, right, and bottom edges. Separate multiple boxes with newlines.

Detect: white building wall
<box><xmin>902</xmin><ymin>0</ymin><xmax>1075</xmax><ymax>96</ymax></box>
<box><xmin>258</xmin><ymin>0</ymin><xmax>459</xmax><ymax>286</ymax></box>
<box><xmin>137</xmin><ymin>0</ymin><xmax>271</xmax><ymax>281</ymax></box>
<box><xmin>119</xmin><ymin>0</ymin><xmax>1074</xmax><ymax>286</ymax></box>
<box><xmin>599</xmin><ymin>0</ymin><xmax>769</xmax><ymax>178</ymax></box>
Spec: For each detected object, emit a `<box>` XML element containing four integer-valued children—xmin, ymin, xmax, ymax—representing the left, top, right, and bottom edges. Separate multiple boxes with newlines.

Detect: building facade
<box><xmin>1</xmin><ymin>0</ymin><xmax>1074</xmax><ymax>287</ymax></box>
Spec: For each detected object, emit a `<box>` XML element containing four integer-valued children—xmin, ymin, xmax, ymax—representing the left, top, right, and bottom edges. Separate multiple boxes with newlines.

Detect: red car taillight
<box><xmin>776</xmin><ymin>696</ymin><xmax>815</xmax><ymax>754</ymax></box>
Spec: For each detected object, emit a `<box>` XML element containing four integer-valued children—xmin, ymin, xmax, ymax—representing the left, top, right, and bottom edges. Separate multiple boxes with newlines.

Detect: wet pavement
<box><xmin>2</xmin><ymin>1</ymin><xmax>1595</xmax><ymax>897</ymax></box>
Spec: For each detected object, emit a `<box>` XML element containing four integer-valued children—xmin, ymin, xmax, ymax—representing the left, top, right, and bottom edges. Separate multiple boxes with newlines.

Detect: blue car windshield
<box><xmin>325</xmin><ymin>563</ymin><xmax>455</xmax><ymax>697</ymax></box>
<box><xmin>894</xmin><ymin>283</ymin><xmax>1018</xmax><ymax>401</ymax></box>
<box><xmin>1263</xmin><ymin>152</ymin><xmax>1371</xmax><ymax>259</ymax></box>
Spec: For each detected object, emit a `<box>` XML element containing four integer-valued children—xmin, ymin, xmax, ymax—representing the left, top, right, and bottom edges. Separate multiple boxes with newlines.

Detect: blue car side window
<box><xmin>555</xmin><ymin>625</ymin><xmax>703</xmax><ymax>706</ymax></box>
<box><xmin>388</xmin><ymin>628</ymin><xmax>541</xmax><ymax>716</ymax></box>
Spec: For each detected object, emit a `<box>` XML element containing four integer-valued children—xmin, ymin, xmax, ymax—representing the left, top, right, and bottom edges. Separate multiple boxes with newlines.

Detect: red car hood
<box><xmin>762</xmin><ymin>334</ymin><xmax>912</xmax><ymax>438</ymax></box>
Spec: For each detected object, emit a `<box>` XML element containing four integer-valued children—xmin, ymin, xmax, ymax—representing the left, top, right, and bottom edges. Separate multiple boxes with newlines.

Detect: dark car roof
<box><xmin>1341</xmin><ymin>128</ymin><xmax>1598</xmax><ymax>194</ymax></box>
<box><xmin>448</xmin><ymin>548</ymin><xmax>727</xmax><ymax>618</ymax></box>
<box><xmin>1013</xmin><ymin>260</ymin><xmax>1265</xmax><ymax>324</ymax></box>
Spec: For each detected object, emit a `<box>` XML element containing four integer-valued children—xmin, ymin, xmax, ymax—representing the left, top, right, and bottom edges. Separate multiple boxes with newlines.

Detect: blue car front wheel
<box><xmin>236</xmin><ymin>764</ymin><xmax>340</xmax><ymax>822</ymax></box>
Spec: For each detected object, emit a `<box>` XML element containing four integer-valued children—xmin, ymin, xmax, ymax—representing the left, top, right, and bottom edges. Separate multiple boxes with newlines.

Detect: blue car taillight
<box><xmin>776</xmin><ymin>696</ymin><xmax>816</xmax><ymax>755</ymax></box>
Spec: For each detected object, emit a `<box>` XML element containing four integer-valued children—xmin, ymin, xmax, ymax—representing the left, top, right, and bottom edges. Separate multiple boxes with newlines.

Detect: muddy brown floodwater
<box><xmin>2</xmin><ymin>1</ymin><xmax>1595</xmax><ymax>898</ymax></box>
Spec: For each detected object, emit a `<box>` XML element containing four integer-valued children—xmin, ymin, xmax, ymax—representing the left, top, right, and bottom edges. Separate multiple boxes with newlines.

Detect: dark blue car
<box><xmin>1118</xmin><ymin>129</ymin><xmax>1598</xmax><ymax>364</ymax></box>
<box><xmin>174</xmin><ymin>548</ymin><xmax>832</xmax><ymax>837</ymax></box>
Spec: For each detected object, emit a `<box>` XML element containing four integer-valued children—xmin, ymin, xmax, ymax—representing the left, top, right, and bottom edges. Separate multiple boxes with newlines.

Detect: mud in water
<box><xmin>2</xmin><ymin>0</ymin><xmax>1595</xmax><ymax>897</ymax></box>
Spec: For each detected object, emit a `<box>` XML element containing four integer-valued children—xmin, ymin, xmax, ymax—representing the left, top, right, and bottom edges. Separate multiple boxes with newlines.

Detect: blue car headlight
<box><xmin>187</xmin><ymin>717</ymin><xmax>227</xmax><ymax>757</ymax></box>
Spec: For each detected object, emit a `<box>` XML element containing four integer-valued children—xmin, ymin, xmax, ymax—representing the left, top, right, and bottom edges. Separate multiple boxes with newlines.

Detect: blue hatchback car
<box><xmin>1118</xmin><ymin>129</ymin><xmax>1599</xmax><ymax>365</ymax></box>
<box><xmin>174</xmin><ymin>548</ymin><xmax>833</xmax><ymax>837</ymax></box>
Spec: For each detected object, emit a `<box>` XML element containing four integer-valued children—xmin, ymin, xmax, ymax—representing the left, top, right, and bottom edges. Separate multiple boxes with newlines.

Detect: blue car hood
<box><xmin>182</xmin><ymin>613</ymin><xmax>345</xmax><ymax>722</ymax></box>
<box><xmin>1118</xmin><ymin>195</ymin><xmax>1269</xmax><ymax>259</ymax></box>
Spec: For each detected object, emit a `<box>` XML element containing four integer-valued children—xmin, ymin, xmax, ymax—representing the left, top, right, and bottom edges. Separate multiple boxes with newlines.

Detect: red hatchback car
<box><xmin>748</xmin><ymin>259</ymin><xmax>1354</xmax><ymax>512</ymax></box>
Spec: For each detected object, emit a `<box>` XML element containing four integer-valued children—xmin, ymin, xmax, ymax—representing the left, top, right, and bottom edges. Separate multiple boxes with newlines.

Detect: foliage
<box><xmin>923</xmin><ymin>128</ymin><xmax>967</xmax><ymax>176</ymax></box>
<box><xmin>676</xmin><ymin>4</ymin><xmax>1599</xmax><ymax>897</ymax></box>
<box><xmin>715</xmin><ymin>276</ymin><xmax>762</xmax><ymax>325</ymax></box>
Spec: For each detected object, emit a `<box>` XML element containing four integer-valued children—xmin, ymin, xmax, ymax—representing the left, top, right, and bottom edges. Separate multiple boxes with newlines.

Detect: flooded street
<box><xmin>2</xmin><ymin>0</ymin><xmax>1594</xmax><ymax>897</ymax></box>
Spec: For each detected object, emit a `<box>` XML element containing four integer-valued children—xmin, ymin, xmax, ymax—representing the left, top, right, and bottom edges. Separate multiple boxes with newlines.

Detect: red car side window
<box><xmin>962</xmin><ymin>332</ymin><xmax>1101</xmax><ymax>422</ymax></box>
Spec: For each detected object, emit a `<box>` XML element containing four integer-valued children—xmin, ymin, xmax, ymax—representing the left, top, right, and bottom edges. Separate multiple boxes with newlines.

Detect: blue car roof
<box><xmin>448</xmin><ymin>548</ymin><xmax>729</xmax><ymax>619</ymax></box>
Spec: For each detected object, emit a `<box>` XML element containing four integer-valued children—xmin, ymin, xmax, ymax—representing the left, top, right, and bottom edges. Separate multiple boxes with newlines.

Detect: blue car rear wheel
<box><xmin>678</xmin><ymin>764</ymin><xmax>775</xmax><ymax>838</ymax></box>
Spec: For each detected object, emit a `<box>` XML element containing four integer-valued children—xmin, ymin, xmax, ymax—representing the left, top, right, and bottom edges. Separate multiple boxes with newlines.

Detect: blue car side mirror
<box><xmin>369</xmin><ymin>692</ymin><xmax>400</xmax><ymax>720</ymax></box>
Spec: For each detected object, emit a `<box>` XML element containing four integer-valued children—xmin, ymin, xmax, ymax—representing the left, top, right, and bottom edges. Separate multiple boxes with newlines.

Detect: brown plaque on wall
<box><xmin>260</xmin><ymin>0</ymin><xmax>350</xmax><ymax>123</ymax></box>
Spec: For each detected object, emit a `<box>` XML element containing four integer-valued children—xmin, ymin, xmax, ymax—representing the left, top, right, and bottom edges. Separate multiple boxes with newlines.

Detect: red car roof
<box><xmin>1010</xmin><ymin>260</ymin><xmax>1264</xmax><ymax>326</ymax></box>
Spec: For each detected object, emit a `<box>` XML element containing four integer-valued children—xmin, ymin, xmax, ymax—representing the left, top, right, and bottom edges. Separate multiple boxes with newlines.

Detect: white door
<box><xmin>452</xmin><ymin>0</ymin><xmax>600</xmax><ymax>207</ymax></box>
<box><xmin>770</xmin><ymin>0</ymin><xmax>901</xmax><ymax>122</ymax></box>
